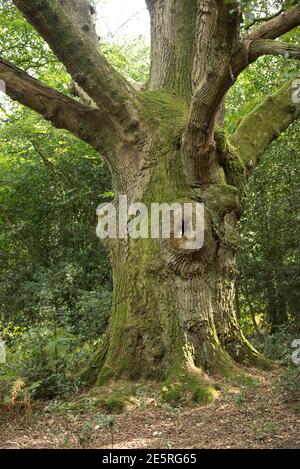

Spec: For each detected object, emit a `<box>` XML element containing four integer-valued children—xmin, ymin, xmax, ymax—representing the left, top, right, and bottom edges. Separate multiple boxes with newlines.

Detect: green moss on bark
<box><xmin>89</xmin><ymin>91</ymin><xmax>271</xmax><ymax>397</ymax></box>
<box><xmin>230</xmin><ymin>80</ymin><xmax>300</xmax><ymax>167</ymax></box>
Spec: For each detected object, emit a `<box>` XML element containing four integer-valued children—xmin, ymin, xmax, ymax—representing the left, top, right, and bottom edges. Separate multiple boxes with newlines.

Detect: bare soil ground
<box><xmin>0</xmin><ymin>369</ymin><xmax>299</xmax><ymax>449</ymax></box>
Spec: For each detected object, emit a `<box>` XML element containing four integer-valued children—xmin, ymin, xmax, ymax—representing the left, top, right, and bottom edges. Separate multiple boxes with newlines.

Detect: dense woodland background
<box><xmin>0</xmin><ymin>0</ymin><xmax>299</xmax><ymax>411</ymax></box>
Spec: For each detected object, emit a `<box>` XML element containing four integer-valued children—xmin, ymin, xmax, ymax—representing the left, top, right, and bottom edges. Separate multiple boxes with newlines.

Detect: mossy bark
<box><xmin>91</xmin><ymin>93</ymin><xmax>270</xmax><ymax>396</ymax></box>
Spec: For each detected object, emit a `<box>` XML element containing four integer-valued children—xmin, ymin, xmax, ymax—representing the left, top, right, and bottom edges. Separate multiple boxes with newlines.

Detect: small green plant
<box><xmin>263</xmin><ymin>326</ymin><xmax>294</xmax><ymax>364</ymax></box>
<box><xmin>161</xmin><ymin>384</ymin><xmax>182</xmax><ymax>404</ymax></box>
<box><xmin>251</xmin><ymin>420</ymin><xmax>279</xmax><ymax>441</ymax></box>
<box><xmin>277</xmin><ymin>365</ymin><xmax>300</xmax><ymax>402</ymax></box>
<box><xmin>45</xmin><ymin>399</ymin><xmax>77</xmax><ymax>416</ymax></box>
<box><xmin>45</xmin><ymin>395</ymin><xmax>103</xmax><ymax>416</ymax></box>
<box><xmin>95</xmin><ymin>414</ymin><xmax>115</xmax><ymax>449</ymax></box>
<box><xmin>77</xmin><ymin>421</ymin><xmax>93</xmax><ymax>448</ymax></box>
<box><xmin>234</xmin><ymin>386</ymin><xmax>248</xmax><ymax>406</ymax></box>
<box><xmin>0</xmin><ymin>325</ymin><xmax>93</xmax><ymax>401</ymax></box>
<box><xmin>162</xmin><ymin>402</ymin><xmax>178</xmax><ymax>417</ymax></box>
<box><xmin>229</xmin><ymin>375</ymin><xmax>260</xmax><ymax>407</ymax></box>
<box><xmin>103</xmin><ymin>396</ymin><xmax>125</xmax><ymax>414</ymax></box>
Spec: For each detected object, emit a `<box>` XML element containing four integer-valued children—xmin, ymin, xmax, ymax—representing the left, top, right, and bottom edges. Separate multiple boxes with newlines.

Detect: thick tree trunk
<box><xmin>90</xmin><ymin>93</ymin><xmax>270</xmax><ymax>399</ymax></box>
<box><xmin>99</xmin><ymin>223</ymin><xmax>266</xmax><ymax>381</ymax></box>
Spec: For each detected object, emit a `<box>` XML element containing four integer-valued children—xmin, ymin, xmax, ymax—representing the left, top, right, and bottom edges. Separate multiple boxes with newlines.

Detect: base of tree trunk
<box><xmin>82</xmin><ymin>225</ymin><xmax>272</xmax><ymax>405</ymax></box>
<box><xmin>83</xmin><ymin>317</ymin><xmax>271</xmax><ymax>407</ymax></box>
<box><xmin>83</xmin><ymin>340</ymin><xmax>271</xmax><ymax>409</ymax></box>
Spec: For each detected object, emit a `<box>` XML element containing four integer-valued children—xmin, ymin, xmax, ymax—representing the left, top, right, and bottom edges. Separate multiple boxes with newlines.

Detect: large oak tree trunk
<box><xmin>99</xmin><ymin>217</ymin><xmax>267</xmax><ymax>383</ymax></box>
<box><xmin>92</xmin><ymin>92</ymin><xmax>270</xmax><ymax>398</ymax></box>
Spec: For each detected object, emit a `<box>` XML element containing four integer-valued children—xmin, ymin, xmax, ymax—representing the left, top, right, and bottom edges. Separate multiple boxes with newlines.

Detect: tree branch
<box><xmin>179</xmin><ymin>3</ymin><xmax>300</xmax><ymax>186</ymax></box>
<box><xmin>244</xmin><ymin>8</ymin><xmax>285</xmax><ymax>31</ymax></box>
<box><xmin>230</xmin><ymin>79</ymin><xmax>300</xmax><ymax>169</ymax></box>
<box><xmin>248</xmin><ymin>5</ymin><xmax>300</xmax><ymax>40</ymax></box>
<box><xmin>145</xmin><ymin>0</ymin><xmax>155</xmax><ymax>15</ymax></box>
<box><xmin>58</xmin><ymin>0</ymin><xmax>99</xmax><ymax>47</ymax></box>
<box><xmin>0</xmin><ymin>57</ymin><xmax>112</xmax><ymax>154</ymax></box>
<box><xmin>13</xmin><ymin>0</ymin><xmax>136</xmax><ymax>128</ymax></box>
<box><xmin>183</xmin><ymin>1</ymin><xmax>244</xmax><ymax>184</ymax></box>
<box><xmin>250</xmin><ymin>39</ymin><xmax>300</xmax><ymax>61</ymax></box>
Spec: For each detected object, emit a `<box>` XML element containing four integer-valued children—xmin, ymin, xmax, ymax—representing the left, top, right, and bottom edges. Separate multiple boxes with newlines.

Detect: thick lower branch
<box><xmin>0</xmin><ymin>57</ymin><xmax>112</xmax><ymax>154</ymax></box>
<box><xmin>250</xmin><ymin>39</ymin><xmax>300</xmax><ymax>61</ymax></box>
<box><xmin>13</xmin><ymin>0</ymin><xmax>136</xmax><ymax>128</ymax></box>
<box><xmin>230</xmin><ymin>79</ymin><xmax>300</xmax><ymax>168</ymax></box>
<box><xmin>248</xmin><ymin>5</ymin><xmax>300</xmax><ymax>40</ymax></box>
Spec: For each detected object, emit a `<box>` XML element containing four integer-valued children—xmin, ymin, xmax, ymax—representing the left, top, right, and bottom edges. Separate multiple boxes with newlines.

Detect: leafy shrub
<box><xmin>75</xmin><ymin>290</ymin><xmax>111</xmax><ymax>341</ymax></box>
<box><xmin>278</xmin><ymin>366</ymin><xmax>300</xmax><ymax>403</ymax></box>
<box><xmin>0</xmin><ymin>324</ymin><xmax>95</xmax><ymax>400</ymax></box>
<box><xmin>0</xmin><ymin>112</ymin><xmax>113</xmax><ymax>339</ymax></box>
<box><xmin>262</xmin><ymin>327</ymin><xmax>300</xmax><ymax>403</ymax></box>
<box><xmin>251</xmin><ymin>420</ymin><xmax>279</xmax><ymax>441</ymax></box>
<box><xmin>263</xmin><ymin>326</ymin><xmax>294</xmax><ymax>364</ymax></box>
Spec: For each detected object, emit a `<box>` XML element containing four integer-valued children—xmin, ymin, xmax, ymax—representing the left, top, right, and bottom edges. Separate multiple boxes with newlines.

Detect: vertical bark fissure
<box><xmin>147</xmin><ymin>0</ymin><xmax>197</xmax><ymax>98</ymax></box>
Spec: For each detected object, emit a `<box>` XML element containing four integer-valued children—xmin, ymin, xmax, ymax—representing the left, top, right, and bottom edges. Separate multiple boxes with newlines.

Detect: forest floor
<box><xmin>0</xmin><ymin>368</ymin><xmax>299</xmax><ymax>449</ymax></box>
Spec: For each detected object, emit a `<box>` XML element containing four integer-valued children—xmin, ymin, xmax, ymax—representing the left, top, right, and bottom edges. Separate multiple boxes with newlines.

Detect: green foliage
<box><xmin>233</xmin><ymin>376</ymin><xmax>260</xmax><ymax>406</ymax></box>
<box><xmin>161</xmin><ymin>384</ymin><xmax>182</xmax><ymax>404</ymax></box>
<box><xmin>0</xmin><ymin>106</ymin><xmax>113</xmax><ymax>397</ymax></box>
<box><xmin>0</xmin><ymin>108</ymin><xmax>112</xmax><ymax>339</ymax></box>
<box><xmin>237</xmin><ymin>122</ymin><xmax>300</xmax><ymax>332</ymax></box>
<box><xmin>234</xmin><ymin>386</ymin><xmax>248</xmax><ymax>406</ymax></box>
<box><xmin>77</xmin><ymin>414</ymin><xmax>116</xmax><ymax>448</ymax></box>
<box><xmin>0</xmin><ymin>0</ymin><xmax>69</xmax><ymax>91</ymax></box>
<box><xmin>263</xmin><ymin>326</ymin><xmax>294</xmax><ymax>363</ymax></box>
<box><xmin>101</xmin><ymin>36</ymin><xmax>150</xmax><ymax>83</ymax></box>
<box><xmin>261</xmin><ymin>327</ymin><xmax>300</xmax><ymax>403</ymax></box>
<box><xmin>278</xmin><ymin>366</ymin><xmax>300</xmax><ymax>402</ymax></box>
<box><xmin>103</xmin><ymin>396</ymin><xmax>126</xmax><ymax>413</ymax></box>
<box><xmin>77</xmin><ymin>421</ymin><xmax>93</xmax><ymax>448</ymax></box>
<box><xmin>0</xmin><ymin>324</ymin><xmax>94</xmax><ymax>399</ymax></box>
<box><xmin>227</xmin><ymin>41</ymin><xmax>300</xmax><ymax>334</ymax></box>
<box><xmin>251</xmin><ymin>420</ymin><xmax>279</xmax><ymax>441</ymax></box>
